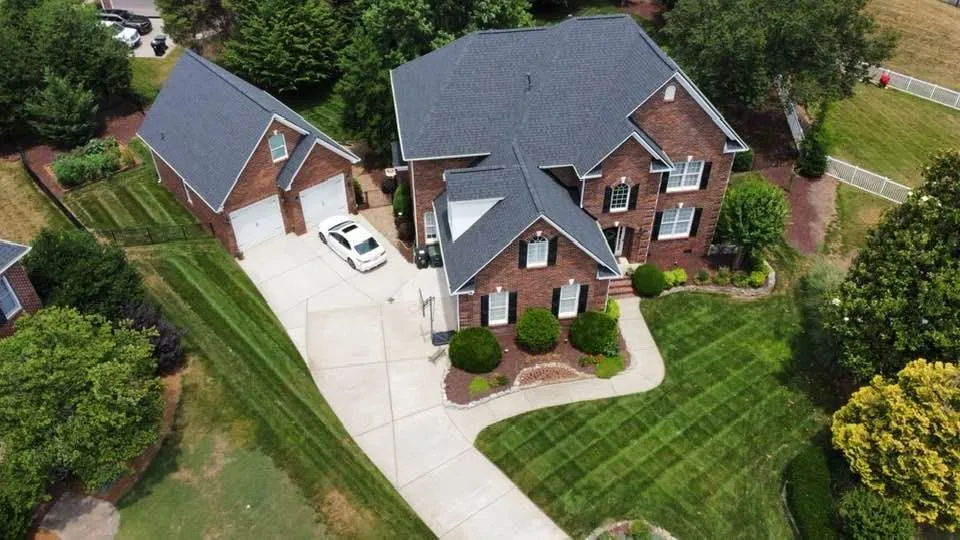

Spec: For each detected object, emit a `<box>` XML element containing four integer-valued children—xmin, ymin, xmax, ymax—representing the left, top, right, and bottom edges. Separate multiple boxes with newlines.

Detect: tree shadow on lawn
<box><xmin>114</xmin><ymin>394</ymin><xmax>186</xmax><ymax>511</ymax></box>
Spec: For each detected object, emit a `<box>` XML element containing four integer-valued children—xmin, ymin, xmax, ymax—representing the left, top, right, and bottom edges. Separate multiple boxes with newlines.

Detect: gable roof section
<box><xmin>0</xmin><ymin>240</ymin><xmax>30</xmax><ymax>275</ymax></box>
<box><xmin>139</xmin><ymin>51</ymin><xmax>359</xmax><ymax>212</ymax></box>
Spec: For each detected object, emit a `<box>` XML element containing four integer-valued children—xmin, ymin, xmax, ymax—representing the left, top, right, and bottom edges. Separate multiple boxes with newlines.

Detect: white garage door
<box><xmin>300</xmin><ymin>173</ymin><xmax>347</xmax><ymax>229</ymax></box>
<box><xmin>229</xmin><ymin>195</ymin><xmax>284</xmax><ymax>250</ymax></box>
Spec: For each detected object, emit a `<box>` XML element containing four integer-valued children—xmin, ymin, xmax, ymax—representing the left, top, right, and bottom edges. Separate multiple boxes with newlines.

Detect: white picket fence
<box><xmin>776</xmin><ymin>78</ymin><xmax>912</xmax><ymax>204</ymax></box>
<box><xmin>868</xmin><ymin>67</ymin><xmax>960</xmax><ymax>111</ymax></box>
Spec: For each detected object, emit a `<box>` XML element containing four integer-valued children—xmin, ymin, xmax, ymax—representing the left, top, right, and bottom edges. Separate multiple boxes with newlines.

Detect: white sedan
<box><xmin>317</xmin><ymin>216</ymin><xmax>387</xmax><ymax>271</ymax></box>
<box><xmin>100</xmin><ymin>20</ymin><xmax>140</xmax><ymax>48</ymax></box>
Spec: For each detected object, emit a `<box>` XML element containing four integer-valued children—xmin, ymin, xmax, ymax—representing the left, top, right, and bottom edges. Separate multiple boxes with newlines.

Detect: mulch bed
<box><xmin>444</xmin><ymin>330</ymin><xmax>629</xmax><ymax>405</ymax></box>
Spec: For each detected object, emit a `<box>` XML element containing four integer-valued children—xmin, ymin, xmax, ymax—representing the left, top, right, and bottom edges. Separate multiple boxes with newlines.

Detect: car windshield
<box><xmin>354</xmin><ymin>237</ymin><xmax>379</xmax><ymax>255</ymax></box>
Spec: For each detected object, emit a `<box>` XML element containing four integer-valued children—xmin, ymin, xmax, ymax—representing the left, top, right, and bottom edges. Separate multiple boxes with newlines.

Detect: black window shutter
<box><xmin>577</xmin><ymin>284</ymin><xmax>590</xmax><ymax>313</ymax></box>
<box><xmin>480</xmin><ymin>295</ymin><xmax>489</xmax><ymax>327</ymax></box>
<box><xmin>518</xmin><ymin>240</ymin><xmax>527</xmax><ymax>269</ymax></box>
<box><xmin>602</xmin><ymin>186</ymin><xmax>612</xmax><ymax>212</ymax></box>
<box><xmin>699</xmin><ymin>162</ymin><xmax>712</xmax><ymax>190</ymax></box>
<box><xmin>0</xmin><ymin>310</ymin><xmax>7</xmax><ymax>325</ymax></box>
<box><xmin>623</xmin><ymin>227</ymin><xmax>635</xmax><ymax>258</ymax></box>
<box><xmin>659</xmin><ymin>172</ymin><xmax>670</xmax><ymax>193</ymax></box>
<box><xmin>508</xmin><ymin>292</ymin><xmax>518</xmax><ymax>323</ymax></box>
<box><xmin>547</xmin><ymin>237</ymin><xmax>559</xmax><ymax>266</ymax></box>
<box><xmin>627</xmin><ymin>185</ymin><xmax>639</xmax><ymax>210</ymax></box>
<box><xmin>689</xmin><ymin>208</ymin><xmax>703</xmax><ymax>237</ymax></box>
<box><xmin>652</xmin><ymin>211</ymin><xmax>663</xmax><ymax>240</ymax></box>
<box><xmin>551</xmin><ymin>288</ymin><xmax>561</xmax><ymax>317</ymax></box>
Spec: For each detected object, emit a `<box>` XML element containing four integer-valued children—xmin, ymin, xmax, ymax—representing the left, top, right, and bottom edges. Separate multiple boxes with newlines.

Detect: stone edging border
<box><xmin>659</xmin><ymin>264</ymin><xmax>776</xmax><ymax>299</ymax></box>
<box><xmin>585</xmin><ymin>519</ymin><xmax>677</xmax><ymax>540</ymax></box>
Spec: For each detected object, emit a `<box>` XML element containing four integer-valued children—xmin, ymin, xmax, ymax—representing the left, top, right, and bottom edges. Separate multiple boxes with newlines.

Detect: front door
<box><xmin>603</xmin><ymin>226</ymin><xmax>627</xmax><ymax>256</ymax></box>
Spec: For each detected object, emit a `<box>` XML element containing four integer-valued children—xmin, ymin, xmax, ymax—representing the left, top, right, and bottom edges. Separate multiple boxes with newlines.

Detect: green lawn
<box><xmin>131</xmin><ymin>47</ymin><xmax>184</xmax><ymax>105</ymax></box>
<box><xmin>64</xmin><ymin>166</ymin><xmax>195</xmax><ymax>229</ymax></box>
<box><xmin>826</xmin><ymin>84</ymin><xmax>960</xmax><ymax>187</ymax></box>
<box><xmin>825</xmin><ymin>184</ymin><xmax>895</xmax><ymax>256</ymax></box>
<box><xmin>477</xmin><ymin>293</ymin><xmax>827</xmax><ymax>538</ymax></box>
<box><xmin>287</xmin><ymin>88</ymin><xmax>353</xmax><ymax>143</ymax></box>
<box><xmin>123</xmin><ymin>240</ymin><xmax>430</xmax><ymax>538</ymax></box>
<box><xmin>0</xmin><ymin>159</ymin><xmax>71</xmax><ymax>243</ymax></box>
<box><xmin>870</xmin><ymin>0</ymin><xmax>960</xmax><ymax>89</ymax></box>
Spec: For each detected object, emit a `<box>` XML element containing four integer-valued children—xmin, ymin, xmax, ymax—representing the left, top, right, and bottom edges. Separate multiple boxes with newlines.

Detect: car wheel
<box><xmin>348</xmin><ymin>259</ymin><xmax>357</xmax><ymax>270</ymax></box>
<box><xmin>318</xmin><ymin>232</ymin><xmax>326</xmax><ymax>244</ymax></box>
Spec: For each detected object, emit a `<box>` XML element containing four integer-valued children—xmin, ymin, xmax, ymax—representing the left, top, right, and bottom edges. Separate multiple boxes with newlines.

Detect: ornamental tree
<box><xmin>715</xmin><ymin>174</ymin><xmax>788</xmax><ymax>267</ymax></box>
<box><xmin>823</xmin><ymin>151</ymin><xmax>960</xmax><ymax>381</ymax></box>
<box><xmin>0</xmin><ymin>308</ymin><xmax>162</xmax><ymax>518</ymax></box>
<box><xmin>832</xmin><ymin>359</ymin><xmax>960</xmax><ymax>531</ymax></box>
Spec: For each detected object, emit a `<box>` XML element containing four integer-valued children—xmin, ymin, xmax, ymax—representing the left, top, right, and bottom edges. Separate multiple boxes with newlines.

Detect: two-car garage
<box><xmin>228</xmin><ymin>173</ymin><xmax>348</xmax><ymax>251</ymax></box>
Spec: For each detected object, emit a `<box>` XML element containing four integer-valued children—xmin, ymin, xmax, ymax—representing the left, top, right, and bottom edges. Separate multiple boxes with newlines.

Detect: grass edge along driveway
<box><xmin>126</xmin><ymin>240</ymin><xmax>431</xmax><ymax>538</ymax></box>
<box><xmin>477</xmin><ymin>292</ymin><xmax>827</xmax><ymax>538</ymax></box>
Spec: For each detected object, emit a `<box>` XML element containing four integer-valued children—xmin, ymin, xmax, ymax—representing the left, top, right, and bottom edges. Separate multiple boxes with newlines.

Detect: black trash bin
<box><xmin>414</xmin><ymin>247</ymin><xmax>429</xmax><ymax>269</ymax></box>
<box><xmin>426</xmin><ymin>244</ymin><xmax>443</xmax><ymax>268</ymax></box>
<box><xmin>151</xmin><ymin>35</ymin><xmax>168</xmax><ymax>57</ymax></box>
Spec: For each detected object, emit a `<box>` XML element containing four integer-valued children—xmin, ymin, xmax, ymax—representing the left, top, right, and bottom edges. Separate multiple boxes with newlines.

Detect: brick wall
<box><xmin>280</xmin><ymin>144</ymin><xmax>356</xmax><ymax>236</ymax></box>
<box><xmin>0</xmin><ymin>263</ymin><xmax>42</xmax><ymax>337</ymax></box>
<box><xmin>409</xmin><ymin>157</ymin><xmax>474</xmax><ymax>246</ymax></box>
<box><xmin>457</xmin><ymin>219</ymin><xmax>609</xmax><ymax>328</ymax></box>
<box><xmin>223</xmin><ymin>120</ymin><xmax>303</xmax><ymax>218</ymax></box>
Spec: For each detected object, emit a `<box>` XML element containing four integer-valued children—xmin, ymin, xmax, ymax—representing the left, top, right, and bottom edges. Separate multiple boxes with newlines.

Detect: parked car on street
<box><xmin>318</xmin><ymin>216</ymin><xmax>387</xmax><ymax>271</ymax></box>
<box><xmin>101</xmin><ymin>20</ymin><xmax>141</xmax><ymax>48</ymax></box>
<box><xmin>98</xmin><ymin>9</ymin><xmax>152</xmax><ymax>35</ymax></box>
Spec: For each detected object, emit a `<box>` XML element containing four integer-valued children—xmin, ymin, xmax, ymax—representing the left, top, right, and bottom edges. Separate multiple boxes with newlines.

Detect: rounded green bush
<box><xmin>838</xmin><ymin>487</ymin><xmax>915</xmax><ymax>540</ymax></box>
<box><xmin>515</xmin><ymin>307</ymin><xmax>560</xmax><ymax>353</ymax></box>
<box><xmin>569</xmin><ymin>311</ymin><xmax>618</xmax><ymax>355</ymax></box>
<box><xmin>449</xmin><ymin>327</ymin><xmax>502</xmax><ymax>373</ymax></box>
<box><xmin>631</xmin><ymin>263</ymin><xmax>667</xmax><ymax>297</ymax></box>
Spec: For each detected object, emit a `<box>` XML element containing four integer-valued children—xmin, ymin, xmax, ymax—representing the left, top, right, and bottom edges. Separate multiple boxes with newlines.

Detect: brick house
<box><xmin>138</xmin><ymin>51</ymin><xmax>360</xmax><ymax>257</ymax></box>
<box><xmin>0</xmin><ymin>240</ymin><xmax>42</xmax><ymax>337</ymax></box>
<box><xmin>390</xmin><ymin>15</ymin><xmax>747</xmax><ymax>329</ymax></box>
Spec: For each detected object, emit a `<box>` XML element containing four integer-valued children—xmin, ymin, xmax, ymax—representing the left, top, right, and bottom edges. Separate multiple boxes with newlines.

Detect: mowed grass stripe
<box><xmin>131</xmin><ymin>242</ymin><xmax>430</xmax><ymax>536</ymax></box>
<box><xmin>65</xmin><ymin>166</ymin><xmax>196</xmax><ymax>230</ymax></box>
<box><xmin>477</xmin><ymin>293</ymin><xmax>824</xmax><ymax>538</ymax></box>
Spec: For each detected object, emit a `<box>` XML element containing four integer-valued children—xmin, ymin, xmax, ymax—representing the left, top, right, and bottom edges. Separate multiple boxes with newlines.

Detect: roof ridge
<box><xmin>512</xmin><ymin>143</ymin><xmax>543</xmax><ymax>212</ymax></box>
<box><xmin>182</xmin><ymin>50</ymin><xmax>273</xmax><ymax>117</ymax></box>
<box><xmin>411</xmin><ymin>34</ymin><xmax>478</xmax><ymax>152</ymax></box>
<box><xmin>476</xmin><ymin>26</ymin><xmax>550</xmax><ymax>35</ymax></box>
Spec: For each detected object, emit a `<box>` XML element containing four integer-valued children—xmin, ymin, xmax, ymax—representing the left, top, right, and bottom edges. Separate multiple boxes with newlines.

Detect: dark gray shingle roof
<box><xmin>0</xmin><ymin>240</ymin><xmax>29</xmax><ymax>274</ymax></box>
<box><xmin>139</xmin><ymin>51</ymin><xmax>358</xmax><ymax>211</ymax></box>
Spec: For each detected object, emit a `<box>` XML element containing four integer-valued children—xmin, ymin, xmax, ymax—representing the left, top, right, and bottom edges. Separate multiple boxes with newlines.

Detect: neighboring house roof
<box><xmin>0</xmin><ymin>240</ymin><xmax>30</xmax><ymax>275</ymax></box>
<box><xmin>139</xmin><ymin>50</ymin><xmax>359</xmax><ymax>212</ymax></box>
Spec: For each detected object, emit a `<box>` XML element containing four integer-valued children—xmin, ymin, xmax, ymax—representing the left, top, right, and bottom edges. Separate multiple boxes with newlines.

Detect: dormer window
<box><xmin>268</xmin><ymin>132</ymin><xmax>288</xmax><ymax>162</ymax></box>
<box><xmin>664</xmin><ymin>84</ymin><xmax>676</xmax><ymax>102</ymax></box>
<box><xmin>609</xmin><ymin>183</ymin><xmax>631</xmax><ymax>212</ymax></box>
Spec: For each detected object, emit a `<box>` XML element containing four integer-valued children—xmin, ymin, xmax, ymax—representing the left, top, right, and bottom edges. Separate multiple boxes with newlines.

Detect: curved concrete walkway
<box><xmin>238</xmin><ymin>222</ymin><xmax>665</xmax><ymax>539</ymax></box>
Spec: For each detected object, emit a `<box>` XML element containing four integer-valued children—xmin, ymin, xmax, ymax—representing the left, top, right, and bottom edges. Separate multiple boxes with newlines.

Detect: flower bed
<box><xmin>47</xmin><ymin>137</ymin><xmax>139</xmax><ymax>190</ymax></box>
<box><xmin>443</xmin><ymin>330</ymin><xmax>629</xmax><ymax>405</ymax></box>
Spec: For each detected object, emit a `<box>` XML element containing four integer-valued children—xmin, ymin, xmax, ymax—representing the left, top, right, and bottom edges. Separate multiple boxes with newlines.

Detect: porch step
<box><xmin>609</xmin><ymin>277</ymin><xmax>635</xmax><ymax>298</ymax></box>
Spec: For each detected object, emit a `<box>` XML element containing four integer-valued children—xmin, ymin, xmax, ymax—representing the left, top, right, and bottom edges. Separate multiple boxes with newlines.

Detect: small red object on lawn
<box><xmin>879</xmin><ymin>70</ymin><xmax>891</xmax><ymax>89</ymax></box>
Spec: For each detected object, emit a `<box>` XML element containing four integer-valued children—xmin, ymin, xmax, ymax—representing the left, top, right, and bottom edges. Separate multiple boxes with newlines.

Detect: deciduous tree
<box><xmin>715</xmin><ymin>174</ymin><xmax>788</xmax><ymax>266</ymax></box>
<box><xmin>824</xmin><ymin>151</ymin><xmax>960</xmax><ymax>380</ymax></box>
<box><xmin>154</xmin><ymin>0</ymin><xmax>230</xmax><ymax>46</ymax></box>
<box><xmin>832</xmin><ymin>359</ymin><xmax>960</xmax><ymax>531</ymax></box>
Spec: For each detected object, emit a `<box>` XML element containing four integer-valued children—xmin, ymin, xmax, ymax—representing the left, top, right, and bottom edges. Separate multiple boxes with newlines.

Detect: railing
<box><xmin>825</xmin><ymin>157</ymin><xmax>912</xmax><ymax>204</ymax></box>
<box><xmin>96</xmin><ymin>223</ymin><xmax>214</xmax><ymax>246</ymax></box>
<box><xmin>776</xmin><ymin>78</ymin><xmax>913</xmax><ymax>204</ymax></box>
<box><xmin>868</xmin><ymin>67</ymin><xmax>960</xmax><ymax>111</ymax></box>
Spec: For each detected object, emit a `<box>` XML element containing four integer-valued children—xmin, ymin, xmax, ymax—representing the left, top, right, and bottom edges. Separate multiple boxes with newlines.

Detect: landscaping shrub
<box><xmin>392</xmin><ymin>181</ymin><xmax>411</xmax><ymax>218</ymax></box>
<box><xmin>713</xmin><ymin>266</ymin><xmax>732</xmax><ymax>286</ymax></box>
<box><xmin>124</xmin><ymin>301</ymin><xmax>186</xmax><ymax>375</ymax></box>
<box><xmin>631</xmin><ymin>263</ymin><xmax>667</xmax><ymax>297</ymax></box>
<box><xmin>732</xmin><ymin>148</ymin><xmax>754</xmax><ymax>172</ymax></box>
<box><xmin>449</xmin><ymin>327</ymin><xmax>502</xmax><ymax>373</ymax></box>
<box><xmin>604</xmin><ymin>298</ymin><xmax>620</xmax><ymax>321</ymax></box>
<box><xmin>491</xmin><ymin>373</ymin><xmax>508</xmax><ymax>387</ymax></box>
<box><xmin>51</xmin><ymin>137</ymin><xmax>122</xmax><ymax>188</ymax></box>
<box><xmin>594</xmin><ymin>355</ymin><xmax>625</xmax><ymax>379</ymax></box>
<box><xmin>786</xmin><ymin>444</ymin><xmax>840</xmax><ymax>540</ymax></box>
<box><xmin>515</xmin><ymin>307</ymin><xmax>560</xmax><ymax>353</ymax></box>
<box><xmin>731</xmin><ymin>271</ymin><xmax>751</xmax><ymax>287</ymax></box>
<box><xmin>695</xmin><ymin>268</ymin><xmax>710</xmax><ymax>285</ymax></box>
<box><xmin>663</xmin><ymin>268</ymin><xmax>688</xmax><ymax>288</ymax></box>
<box><xmin>629</xmin><ymin>521</ymin><xmax>653</xmax><ymax>540</ymax></box>
<box><xmin>353</xmin><ymin>179</ymin><xmax>364</xmax><ymax>206</ymax></box>
<box><xmin>748</xmin><ymin>269</ymin><xmax>768</xmax><ymax>288</ymax></box>
<box><xmin>468</xmin><ymin>376</ymin><xmax>490</xmax><ymax>396</ymax></box>
<box><xmin>838</xmin><ymin>487</ymin><xmax>915</xmax><ymax>540</ymax></box>
<box><xmin>797</xmin><ymin>116</ymin><xmax>830</xmax><ymax>178</ymax></box>
<box><xmin>569</xmin><ymin>311</ymin><xmax>618</xmax><ymax>355</ymax></box>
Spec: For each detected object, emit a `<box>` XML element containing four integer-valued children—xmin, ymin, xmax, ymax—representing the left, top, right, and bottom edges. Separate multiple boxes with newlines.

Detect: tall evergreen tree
<box><xmin>154</xmin><ymin>0</ymin><xmax>230</xmax><ymax>46</ymax></box>
<box><xmin>222</xmin><ymin>0</ymin><xmax>341</xmax><ymax>92</ymax></box>
<box><xmin>25</xmin><ymin>71</ymin><xmax>98</xmax><ymax>148</ymax></box>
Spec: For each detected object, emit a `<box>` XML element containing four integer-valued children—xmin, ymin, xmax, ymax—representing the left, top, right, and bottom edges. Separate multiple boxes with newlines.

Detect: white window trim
<box><xmin>665</xmin><ymin>160</ymin><xmax>704</xmax><ymax>193</ymax></box>
<box><xmin>526</xmin><ymin>237</ymin><xmax>548</xmax><ymax>268</ymax></box>
<box><xmin>424</xmin><ymin>211</ymin><xmax>438</xmax><ymax>245</ymax></box>
<box><xmin>268</xmin><ymin>133</ymin><xmax>288</xmax><ymax>162</ymax></box>
<box><xmin>558</xmin><ymin>283</ymin><xmax>580</xmax><ymax>319</ymax></box>
<box><xmin>488</xmin><ymin>291</ymin><xmax>509</xmax><ymax>326</ymax></box>
<box><xmin>0</xmin><ymin>276</ymin><xmax>22</xmax><ymax>319</ymax></box>
<box><xmin>183</xmin><ymin>180</ymin><xmax>193</xmax><ymax>205</ymax></box>
<box><xmin>664</xmin><ymin>84</ymin><xmax>677</xmax><ymax>102</ymax></box>
<box><xmin>658</xmin><ymin>207</ymin><xmax>695</xmax><ymax>240</ymax></box>
<box><xmin>609</xmin><ymin>183</ymin><xmax>631</xmax><ymax>213</ymax></box>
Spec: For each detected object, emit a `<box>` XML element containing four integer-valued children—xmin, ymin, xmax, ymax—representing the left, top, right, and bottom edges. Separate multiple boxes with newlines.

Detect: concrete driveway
<box><xmin>238</xmin><ymin>216</ymin><xmax>665</xmax><ymax>539</ymax></box>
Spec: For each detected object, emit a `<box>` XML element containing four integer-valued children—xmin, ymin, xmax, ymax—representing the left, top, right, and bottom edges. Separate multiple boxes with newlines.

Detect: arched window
<box><xmin>609</xmin><ymin>183</ymin><xmax>631</xmax><ymax>212</ymax></box>
<box><xmin>664</xmin><ymin>84</ymin><xmax>677</xmax><ymax>102</ymax></box>
<box><xmin>526</xmin><ymin>236</ymin><xmax>549</xmax><ymax>267</ymax></box>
